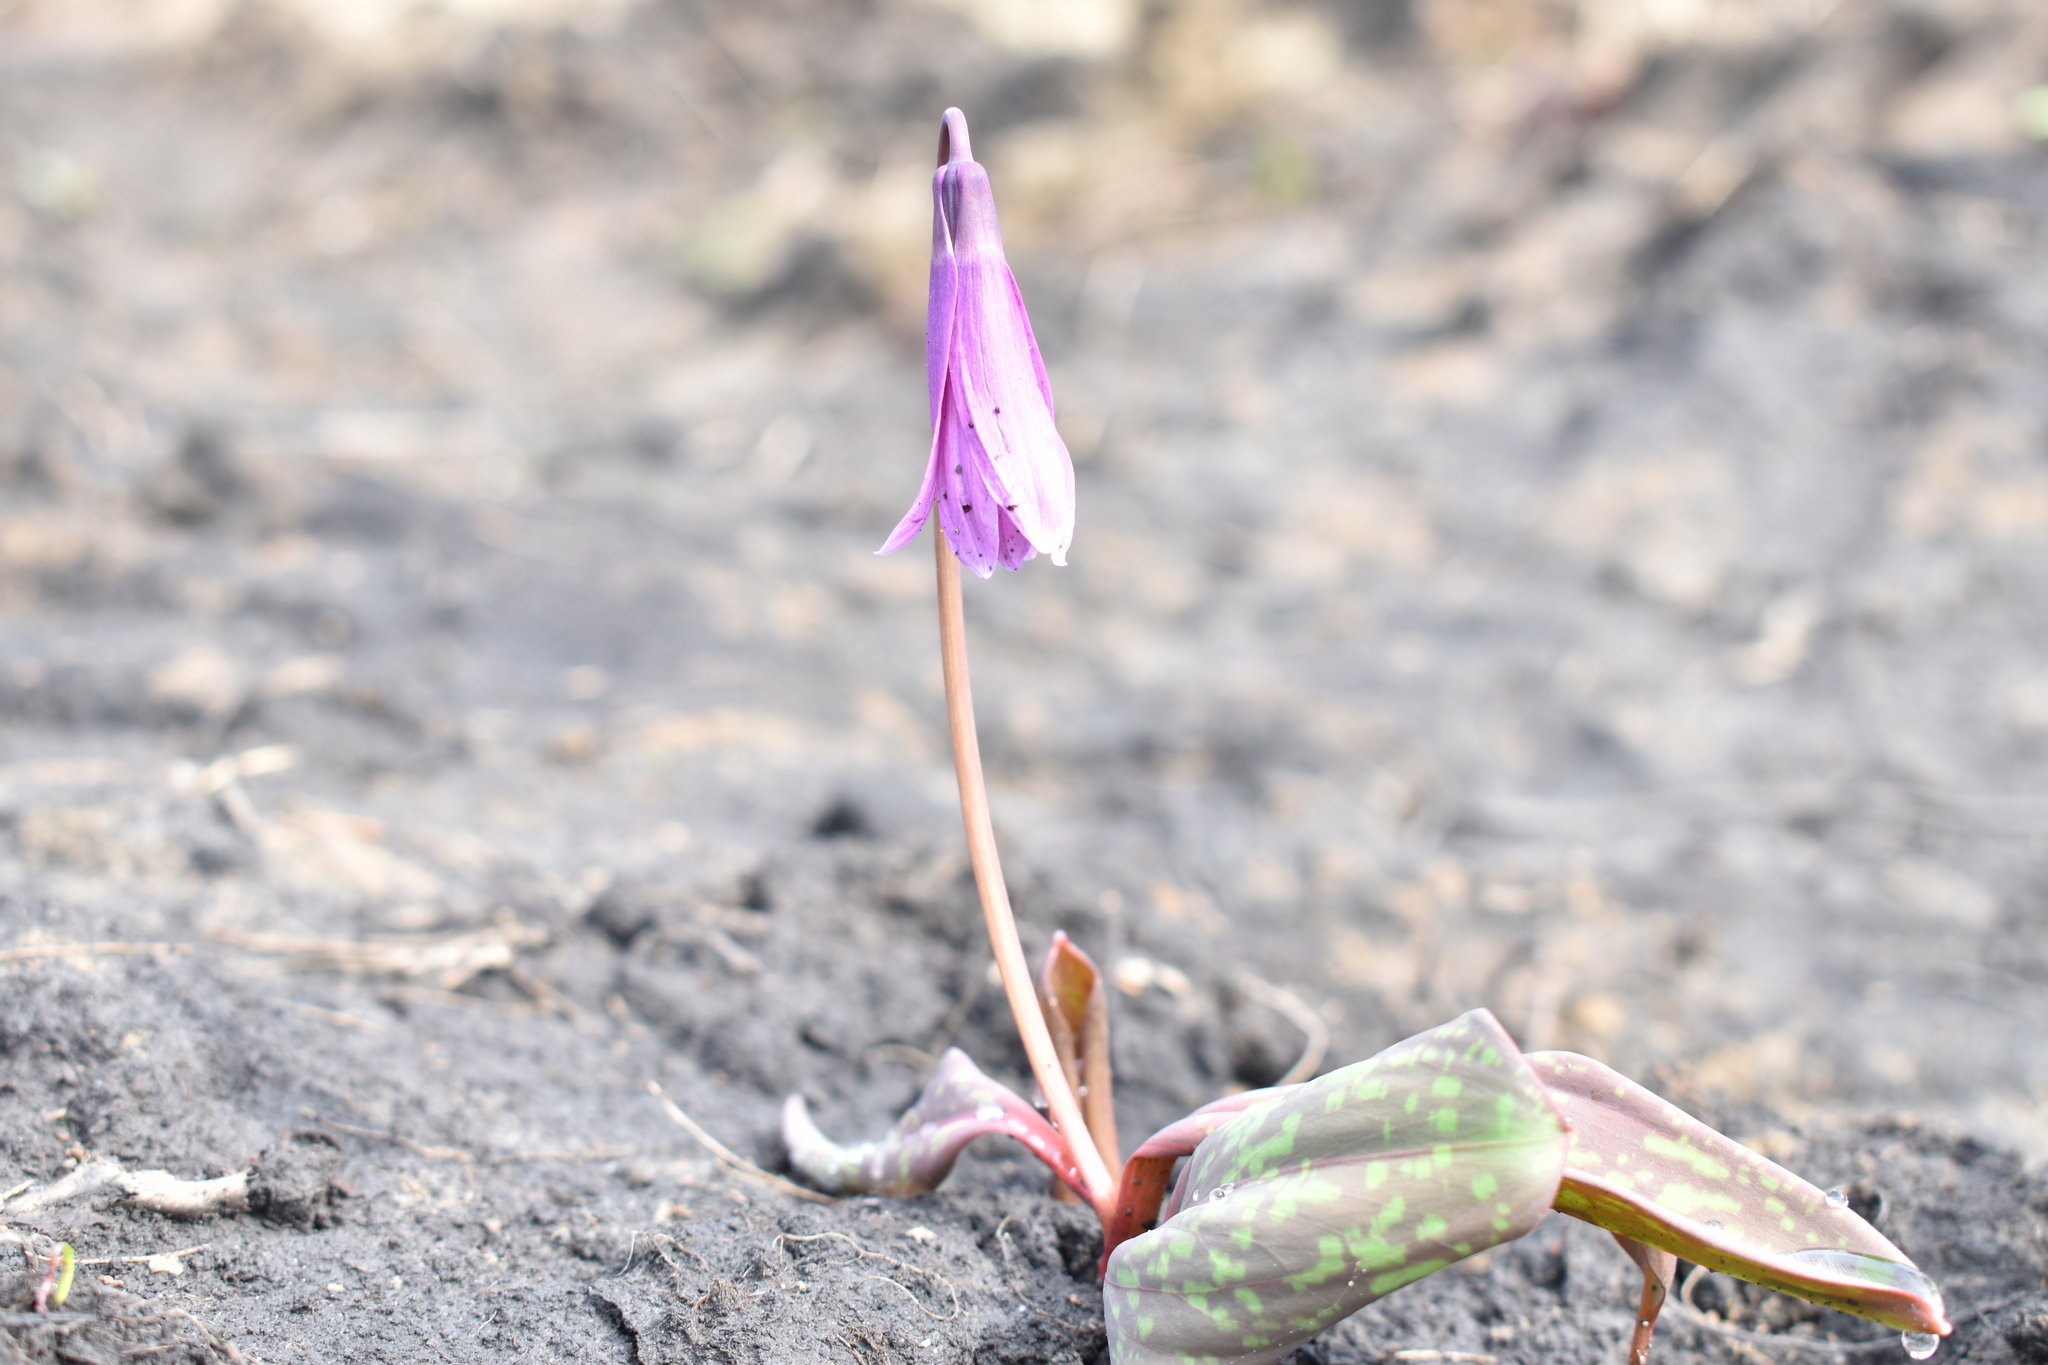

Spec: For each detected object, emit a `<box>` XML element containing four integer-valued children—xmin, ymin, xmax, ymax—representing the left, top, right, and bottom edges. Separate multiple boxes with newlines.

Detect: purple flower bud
<box><xmin>878</xmin><ymin>108</ymin><xmax>1076</xmax><ymax>577</ymax></box>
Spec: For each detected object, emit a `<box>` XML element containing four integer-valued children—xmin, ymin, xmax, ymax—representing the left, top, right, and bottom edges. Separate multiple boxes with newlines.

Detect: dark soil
<box><xmin>1</xmin><ymin>0</ymin><xmax>2045</xmax><ymax>1361</ymax></box>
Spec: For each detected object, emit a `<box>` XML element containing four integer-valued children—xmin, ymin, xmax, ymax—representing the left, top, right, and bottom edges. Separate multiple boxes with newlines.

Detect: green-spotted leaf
<box><xmin>1100</xmin><ymin>1085</ymin><xmax>1300</xmax><ymax>1274</ymax></box>
<box><xmin>782</xmin><ymin>1047</ymin><xmax>1084</xmax><ymax>1196</ymax></box>
<box><xmin>1530</xmin><ymin>1051</ymin><xmax>1950</xmax><ymax>1338</ymax></box>
<box><xmin>1103</xmin><ymin>1009</ymin><xmax>1568</xmax><ymax>1365</ymax></box>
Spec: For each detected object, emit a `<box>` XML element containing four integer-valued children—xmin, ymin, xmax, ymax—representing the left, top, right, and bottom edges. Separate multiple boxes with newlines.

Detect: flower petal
<box><xmin>878</xmin><ymin>179</ymin><xmax>960</xmax><ymax>560</ymax></box>
<box><xmin>879</xmin><ymin>108</ymin><xmax>1075</xmax><ymax>573</ymax></box>
<box><xmin>925</xmin><ymin>166</ymin><xmax>958</xmax><ymax>430</ymax></box>
<box><xmin>875</xmin><ymin>413</ymin><xmax>944</xmax><ymax>557</ymax></box>
<box><xmin>930</xmin><ymin>373</ymin><xmax>1003</xmax><ymax>578</ymax></box>
<box><xmin>943</xmin><ymin>160</ymin><xmax>1075</xmax><ymax>566</ymax></box>
<box><xmin>997</xmin><ymin>506</ymin><xmax>1038</xmax><ymax>570</ymax></box>
<box><xmin>1008</xmin><ymin>267</ymin><xmax>1058</xmax><ymax>419</ymax></box>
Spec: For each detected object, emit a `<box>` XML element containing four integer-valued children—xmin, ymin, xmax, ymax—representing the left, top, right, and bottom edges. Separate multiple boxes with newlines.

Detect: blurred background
<box><xmin>3</xmin><ymin>0</ymin><xmax>2048</xmax><ymax>1166</ymax></box>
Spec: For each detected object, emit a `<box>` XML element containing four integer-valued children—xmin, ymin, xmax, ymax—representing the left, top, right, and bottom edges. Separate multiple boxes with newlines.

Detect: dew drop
<box><xmin>1704</xmin><ymin>1221</ymin><xmax>1724</xmax><ymax>1230</ymax></box>
<box><xmin>1211</xmin><ymin>1183</ymin><xmax>1236</xmax><ymax>1202</ymax></box>
<box><xmin>1825</xmin><ymin>1188</ymin><xmax>1849</xmax><ymax>1209</ymax></box>
<box><xmin>1902</xmin><ymin>1332</ymin><xmax>1939</xmax><ymax>1360</ymax></box>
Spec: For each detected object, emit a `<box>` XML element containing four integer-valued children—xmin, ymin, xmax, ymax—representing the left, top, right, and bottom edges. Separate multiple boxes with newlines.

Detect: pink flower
<box><xmin>878</xmin><ymin>108</ymin><xmax>1075</xmax><ymax>577</ymax></box>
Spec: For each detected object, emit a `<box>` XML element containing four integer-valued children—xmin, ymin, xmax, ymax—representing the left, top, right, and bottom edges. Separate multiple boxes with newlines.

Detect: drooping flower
<box><xmin>877</xmin><ymin>108</ymin><xmax>1075</xmax><ymax>578</ymax></box>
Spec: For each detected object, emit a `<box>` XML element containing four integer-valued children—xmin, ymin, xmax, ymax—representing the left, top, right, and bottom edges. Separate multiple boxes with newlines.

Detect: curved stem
<box><xmin>934</xmin><ymin>531</ymin><xmax>1117</xmax><ymax>1213</ymax></box>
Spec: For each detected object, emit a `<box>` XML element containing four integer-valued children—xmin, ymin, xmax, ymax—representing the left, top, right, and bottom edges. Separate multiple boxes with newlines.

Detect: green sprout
<box><xmin>34</xmin><ymin>1242</ymin><xmax>75</xmax><ymax>1314</ymax></box>
<box><xmin>784</xmin><ymin>105</ymin><xmax>1955</xmax><ymax>1365</ymax></box>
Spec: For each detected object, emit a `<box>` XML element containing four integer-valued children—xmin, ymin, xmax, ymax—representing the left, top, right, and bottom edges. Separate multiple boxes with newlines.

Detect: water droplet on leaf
<box><xmin>1902</xmin><ymin>1332</ymin><xmax>1939</xmax><ymax>1359</ymax></box>
<box><xmin>1825</xmin><ymin>1188</ymin><xmax>1849</xmax><ymax>1209</ymax></box>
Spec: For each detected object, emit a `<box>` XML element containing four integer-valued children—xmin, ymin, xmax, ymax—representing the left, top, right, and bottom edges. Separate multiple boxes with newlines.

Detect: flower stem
<box><xmin>934</xmin><ymin>530</ymin><xmax>1117</xmax><ymax>1213</ymax></box>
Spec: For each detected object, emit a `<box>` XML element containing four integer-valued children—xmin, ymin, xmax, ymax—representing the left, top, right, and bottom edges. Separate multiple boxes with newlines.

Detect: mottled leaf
<box><xmin>782</xmin><ymin>1047</ymin><xmax>1083</xmax><ymax>1196</ymax></box>
<box><xmin>1104</xmin><ymin>1010</ymin><xmax>1568</xmax><ymax>1365</ymax></box>
<box><xmin>1100</xmin><ymin>1085</ymin><xmax>1298</xmax><ymax>1273</ymax></box>
<box><xmin>1531</xmin><ymin>1051</ymin><xmax>1950</xmax><ymax>1338</ymax></box>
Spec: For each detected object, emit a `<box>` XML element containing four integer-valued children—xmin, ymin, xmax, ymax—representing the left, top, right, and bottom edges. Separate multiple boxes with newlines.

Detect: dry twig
<box><xmin>210</xmin><ymin>922</ymin><xmax>544</xmax><ymax>990</ymax></box>
<box><xmin>1233</xmin><ymin>971</ymin><xmax>1330</xmax><ymax>1085</ymax></box>
<box><xmin>0</xmin><ymin>942</ymin><xmax>191</xmax><ymax>965</ymax></box>
<box><xmin>299</xmin><ymin>1110</ymin><xmax>473</xmax><ymax>1163</ymax></box>
<box><xmin>647</xmin><ymin>1082</ymin><xmax>833</xmax><ymax>1204</ymax></box>
<box><xmin>6</xmin><ymin>1159</ymin><xmax>247</xmax><ymax>1220</ymax></box>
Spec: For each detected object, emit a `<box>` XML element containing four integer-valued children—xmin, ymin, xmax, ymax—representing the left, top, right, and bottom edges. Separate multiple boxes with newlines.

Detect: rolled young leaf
<box><xmin>1530</xmin><ymin>1051</ymin><xmax>1950</xmax><ymax>1338</ymax></box>
<box><xmin>1104</xmin><ymin>1009</ymin><xmax>1569</xmax><ymax>1365</ymax></box>
<box><xmin>782</xmin><ymin>1047</ymin><xmax>1085</xmax><ymax>1196</ymax></box>
<box><xmin>1038</xmin><ymin>931</ymin><xmax>1119</xmax><ymax>1185</ymax></box>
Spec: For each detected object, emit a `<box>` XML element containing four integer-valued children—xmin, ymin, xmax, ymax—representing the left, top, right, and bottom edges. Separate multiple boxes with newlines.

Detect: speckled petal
<box><xmin>928</xmin><ymin>368</ymin><xmax>1003</xmax><ymax>577</ymax></box>
<box><xmin>946</xmin><ymin>225</ymin><xmax>1074</xmax><ymax>565</ymax></box>
<box><xmin>876</xmin><ymin>108</ymin><xmax>1073</xmax><ymax>572</ymax></box>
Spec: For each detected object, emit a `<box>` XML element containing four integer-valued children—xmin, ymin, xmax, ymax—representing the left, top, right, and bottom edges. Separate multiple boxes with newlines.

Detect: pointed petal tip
<box><xmin>877</xmin><ymin>520</ymin><xmax>925</xmax><ymax>557</ymax></box>
<box><xmin>939</xmin><ymin>108</ymin><xmax>972</xmax><ymax>167</ymax></box>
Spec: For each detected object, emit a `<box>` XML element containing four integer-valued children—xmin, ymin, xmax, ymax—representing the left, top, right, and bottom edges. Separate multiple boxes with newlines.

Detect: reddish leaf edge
<box><xmin>781</xmin><ymin>1033</ymin><xmax>1949</xmax><ymax>1351</ymax></box>
<box><xmin>1038</xmin><ymin>931</ymin><xmax>1119</xmax><ymax>1190</ymax></box>
<box><xmin>1529</xmin><ymin>1050</ymin><xmax>1950</xmax><ymax>1339</ymax></box>
<box><xmin>1095</xmin><ymin>1086</ymin><xmax>1291</xmax><ymax>1277</ymax></box>
<box><xmin>1092</xmin><ymin>1048</ymin><xmax>1947</xmax><ymax>1345</ymax></box>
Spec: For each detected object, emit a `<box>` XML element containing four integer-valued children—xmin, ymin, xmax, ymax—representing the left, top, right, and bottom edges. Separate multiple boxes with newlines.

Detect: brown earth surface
<box><xmin>1</xmin><ymin>0</ymin><xmax>2046</xmax><ymax>1361</ymax></box>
